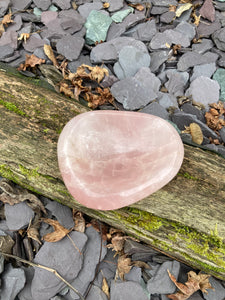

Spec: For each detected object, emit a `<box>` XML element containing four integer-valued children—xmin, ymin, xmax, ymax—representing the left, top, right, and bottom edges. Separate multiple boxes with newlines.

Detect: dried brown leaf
<box><xmin>44</xmin><ymin>44</ymin><xmax>58</xmax><ymax>67</ymax></box>
<box><xmin>59</xmin><ymin>82</ymin><xmax>75</xmax><ymax>98</ymax></box>
<box><xmin>77</xmin><ymin>64</ymin><xmax>109</xmax><ymax>83</ymax></box>
<box><xmin>27</xmin><ymin>217</ymin><xmax>42</xmax><ymax>245</ymax></box>
<box><xmin>72</xmin><ymin>210</ymin><xmax>85</xmax><ymax>233</ymax></box>
<box><xmin>0</xmin><ymin>23</ymin><xmax>5</xmax><ymax>37</ymax></box>
<box><xmin>132</xmin><ymin>260</ymin><xmax>150</xmax><ymax>269</ymax></box>
<box><xmin>103</xmin><ymin>2</ymin><xmax>110</xmax><ymax>8</ymax></box>
<box><xmin>189</xmin><ymin>123</ymin><xmax>203</xmax><ymax>145</ymax></box>
<box><xmin>193</xmin><ymin>11</ymin><xmax>201</xmax><ymax>26</ymax></box>
<box><xmin>172</xmin><ymin>44</ymin><xmax>181</xmax><ymax>55</ymax></box>
<box><xmin>167</xmin><ymin>270</ymin><xmax>214</xmax><ymax>300</ymax></box>
<box><xmin>42</xmin><ymin>218</ymin><xmax>71</xmax><ymax>242</ymax></box>
<box><xmin>18</xmin><ymin>33</ymin><xmax>30</xmax><ymax>43</ymax></box>
<box><xmin>18</xmin><ymin>54</ymin><xmax>45</xmax><ymax>71</ymax></box>
<box><xmin>128</xmin><ymin>3</ymin><xmax>145</xmax><ymax>11</ymax></box>
<box><xmin>85</xmin><ymin>87</ymin><xmax>114</xmax><ymax>108</ymax></box>
<box><xmin>1</xmin><ymin>13</ymin><xmax>13</xmax><ymax>26</ymax></box>
<box><xmin>102</xmin><ymin>276</ymin><xmax>110</xmax><ymax>299</ymax></box>
<box><xmin>116</xmin><ymin>254</ymin><xmax>132</xmax><ymax>280</ymax></box>
<box><xmin>169</xmin><ymin>5</ymin><xmax>177</xmax><ymax>12</ymax></box>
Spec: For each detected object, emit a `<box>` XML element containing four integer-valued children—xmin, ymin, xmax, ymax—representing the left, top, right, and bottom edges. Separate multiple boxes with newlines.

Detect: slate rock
<box><xmin>160</xmin><ymin>11</ymin><xmax>176</xmax><ymax>24</ymax></box>
<box><xmin>197</xmin><ymin>19</ymin><xmax>221</xmax><ymax>38</ymax></box>
<box><xmin>68</xmin><ymin>55</ymin><xmax>92</xmax><ymax>73</ymax></box>
<box><xmin>158</xmin><ymin>92</ymin><xmax>178</xmax><ymax>109</ymax></box>
<box><xmin>78</xmin><ymin>2</ymin><xmax>103</xmax><ymax>19</ymax></box>
<box><xmin>41</xmin><ymin>11</ymin><xmax>58</xmax><ymax>26</ymax></box>
<box><xmin>52</xmin><ymin>0</ymin><xmax>71</xmax><ymax>10</ymax></box>
<box><xmin>151</xmin><ymin>6</ymin><xmax>169</xmax><ymax>15</ymax></box>
<box><xmin>204</xmin><ymin>143</ymin><xmax>219</xmax><ymax>153</ymax></box>
<box><xmin>110</xmin><ymin>280</ymin><xmax>149</xmax><ymax>300</ymax></box>
<box><xmin>41</xmin><ymin>18</ymin><xmax>68</xmax><ymax>40</ymax></box>
<box><xmin>23</xmin><ymin>33</ymin><xmax>46</xmax><ymax>52</ymax></box>
<box><xmin>33</xmin><ymin>0</ymin><xmax>51</xmax><ymax>10</ymax></box>
<box><xmin>5</xmin><ymin>202</ymin><xmax>34</xmax><ymax>230</ymax></box>
<box><xmin>45</xmin><ymin>201</ymin><xmax>74</xmax><ymax>229</ymax></box>
<box><xmin>213</xmin><ymin>68</ymin><xmax>225</xmax><ymax>101</ymax></box>
<box><xmin>215</xmin><ymin>1</ymin><xmax>225</xmax><ymax>11</ymax></box>
<box><xmin>151</xmin><ymin>0</ymin><xmax>178</xmax><ymax>6</ymax></box>
<box><xmin>177</xmin><ymin>52</ymin><xmax>218</xmax><ymax>71</ymax></box>
<box><xmin>90</xmin><ymin>37</ymin><xmax>148</xmax><ymax>63</ymax></box>
<box><xmin>0</xmin><ymin>254</ymin><xmax>4</xmax><ymax>274</ymax></box>
<box><xmin>171</xmin><ymin>111</ymin><xmax>219</xmax><ymax>139</ymax></box>
<box><xmin>0</xmin><ymin>0</ymin><xmax>10</xmax><ymax>17</ymax></box>
<box><xmin>11</xmin><ymin>0</ymin><xmax>32</xmax><ymax>10</ymax></box>
<box><xmin>132</xmin><ymin>19</ymin><xmax>157</xmax><ymax>42</ymax></box>
<box><xmin>85</xmin><ymin>10</ymin><xmax>112</xmax><ymax>45</ymax></box>
<box><xmin>199</xmin><ymin>0</ymin><xmax>215</xmax><ymax>22</ymax></box>
<box><xmin>58</xmin><ymin>9</ymin><xmax>85</xmax><ymax>35</ymax></box>
<box><xmin>85</xmin><ymin>285</ymin><xmax>108</xmax><ymax>300</ymax></box>
<box><xmin>0</xmin><ymin>45</ymin><xmax>14</xmax><ymax>60</ymax></box>
<box><xmin>20</xmin><ymin>12</ymin><xmax>41</xmax><ymax>23</ymax></box>
<box><xmin>6</xmin><ymin>15</ymin><xmax>23</xmax><ymax>32</ymax></box>
<box><xmin>150</xmin><ymin>50</ymin><xmax>169</xmax><ymax>73</ymax></box>
<box><xmin>106</xmin><ymin>10</ymin><xmax>145</xmax><ymax>41</ymax></box>
<box><xmin>175</xmin><ymin>21</ymin><xmax>196</xmax><ymax>40</ymax></box>
<box><xmin>56</xmin><ymin>35</ymin><xmax>84</xmax><ymax>61</ymax></box>
<box><xmin>141</xmin><ymin>102</ymin><xmax>169</xmax><ymax>120</ymax></box>
<box><xmin>192</xmin><ymin>38</ymin><xmax>213</xmax><ymax>54</ymax></box>
<box><xmin>111</xmin><ymin>68</ymin><xmax>159</xmax><ymax>110</ymax></box>
<box><xmin>31</xmin><ymin>231</ymin><xmax>87</xmax><ymax>300</ymax></box>
<box><xmin>165</xmin><ymin>70</ymin><xmax>189</xmax><ymax>96</ymax></box>
<box><xmin>113</xmin><ymin>46</ymin><xmax>151</xmax><ymax>79</ymax></box>
<box><xmin>18</xmin><ymin>266</ymin><xmax>35</xmax><ymax>300</ymax></box>
<box><xmin>190</xmin><ymin>63</ymin><xmax>216</xmax><ymax>82</ymax></box>
<box><xmin>124</xmin><ymin>267</ymin><xmax>142</xmax><ymax>282</ymax></box>
<box><xmin>111</xmin><ymin>7</ymin><xmax>134</xmax><ymax>23</ymax></box>
<box><xmin>219</xmin><ymin>127</ymin><xmax>225</xmax><ymax>143</ymax></box>
<box><xmin>101</xmin><ymin>75</ymin><xmax>119</xmax><ymax>88</ymax></box>
<box><xmin>180</xmin><ymin>103</ymin><xmax>205</xmax><ymax>122</ymax></box>
<box><xmin>1</xmin><ymin>264</ymin><xmax>26</xmax><ymax>300</ymax></box>
<box><xmin>106</xmin><ymin>0</ymin><xmax>124</xmax><ymax>12</ymax></box>
<box><xmin>217</xmin><ymin>145</ymin><xmax>225</xmax><ymax>158</ymax></box>
<box><xmin>212</xmin><ymin>27</ymin><xmax>225</xmax><ymax>51</ymax></box>
<box><xmin>186</xmin><ymin>76</ymin><xmax>220</xmax><ymax>107</ymax></box>
<box><xmin>124</xmin><ymin>239</ymin><xmax>158</xmax><ymax>256</ymax></box>
<box><xmin>203</xmin><ymin>276</ymin><xmax>225</xmax><ymax>300</ymax></box>
<box><xmin>70</xmin><ymin>226</ymin><xmax>107</xmax><ymax>299</ymax></box>
<box><xmin>150</xmin><ymin>29</ymin><xmax>190</xmax><ymax>49</ymax></box>
<box><xmin>147</xmin><ymin>261</ymin><xmax>180</xmax><ymax>294</ymax></box>
<box><xmin>0</xmin><ymin>31</ymin><xmax>18</xmax><ymax>49</ymax></box>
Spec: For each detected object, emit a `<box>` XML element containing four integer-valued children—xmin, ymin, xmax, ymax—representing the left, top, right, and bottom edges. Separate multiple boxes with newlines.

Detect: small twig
<box><xmin>0</xmin><ymin>252</ymin><xmax>85</xmax><ymax>300</ymax></box>
<box><xmin>66</xmin><ymin>233</ymin><xmax>83</xmax><ymax>256</ymax></box>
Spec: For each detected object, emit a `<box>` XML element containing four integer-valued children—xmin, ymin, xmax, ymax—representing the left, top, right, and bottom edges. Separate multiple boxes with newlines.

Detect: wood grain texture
<box><xmin>1</xmin><ymin>69</ymin><xmax>225</xmax><ymax>279</ymax></box>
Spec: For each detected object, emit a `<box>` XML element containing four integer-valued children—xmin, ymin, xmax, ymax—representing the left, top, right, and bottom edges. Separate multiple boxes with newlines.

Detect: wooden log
<box><xmin>1</xmin><ymin>67</ymin><xmax>225</xmax><ymax>280</ymax></box>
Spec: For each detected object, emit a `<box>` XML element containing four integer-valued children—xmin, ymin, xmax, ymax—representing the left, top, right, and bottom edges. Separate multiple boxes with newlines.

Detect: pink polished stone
<box><xmin>57</xmin><ymin>111</ymin><xmax>184</xmax><ymax>210</ymax></box>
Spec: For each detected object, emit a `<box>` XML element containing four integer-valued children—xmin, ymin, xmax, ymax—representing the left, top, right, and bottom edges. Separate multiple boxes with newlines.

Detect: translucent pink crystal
<box><xmin>57</xmin><ymin>111</ymin><xmax>184</xmax><ymax>210</ymax></box>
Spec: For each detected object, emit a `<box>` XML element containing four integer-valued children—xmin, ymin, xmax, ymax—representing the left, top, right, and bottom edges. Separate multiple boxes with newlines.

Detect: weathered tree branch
<box><xmin>1</xmin><ymin>67</ymin><xmax>225</xmax><ymax>279</ymax></box>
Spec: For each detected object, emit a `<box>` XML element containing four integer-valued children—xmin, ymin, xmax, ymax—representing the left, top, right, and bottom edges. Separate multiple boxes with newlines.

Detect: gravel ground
<box><xmin>1</xmin><ymin>0</ymin><xmax>225</xmax><ymax>299</ymax></box>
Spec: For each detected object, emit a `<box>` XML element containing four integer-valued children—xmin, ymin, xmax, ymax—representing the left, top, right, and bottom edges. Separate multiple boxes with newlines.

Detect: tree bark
<box><xmin>1</xmin><ymin>68</ymin><xmax>225</xmax><ymax>280</ymax></box>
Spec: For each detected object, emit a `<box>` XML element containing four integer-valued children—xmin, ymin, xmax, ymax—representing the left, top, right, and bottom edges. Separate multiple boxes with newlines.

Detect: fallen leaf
<box><xmin>0</xmin><ymin>178</ymin><xmax>46</xmax><ymax>214</ymax></box>
<box><xmin>77</xmin><ymin>64</ymin><xmax>109</xmax><ymax>83</ymax></box>
<box><xmin>192</xmin><ymin>11</ymin><xmax>201</xmax><ymax>26</ymax></box>
<box><xmin>71</xmin><ymin>1</ymin><xmax>77</xmax><ymax>10</ymax></box>
<box><xmin>72</xmin><ymin>210</ymin><xmax>85</xmax><ymax>233</ymax></box>
<box><xmin>167</xmin><ymin>270</ymin><xmax>214</xmax><ymax>300</ymax></box>
<box><xmin>116</xmin><ymin>254</ymin><xmax>132</xmax><ymax>280</ymax></box>
<box><xmin>172</xmin><ymin>44</ymin><xmax>181</xmax><ymax>55</ymax></box>
<box><xmin>169</xmin><ymin>5</ymin><xmax>177</xmax><ymax>12</ymax></box>
<box><xmin>103</xmin><ymin>2</ymin><xmax>110</xmax><ymax>8</ymax></box>
<box><xmin>85</xmin><ymin>87</ymin><xmax>114</xmax><ymax>109</ymax></box>
<box><xmin>189</xmin><ymin>123</ymin><xmax>203</xmax><ymax>145</ymax></box>
<box><xmin>128</xmin><ymin>3</ymin><xmax>145</xmax><ymax>11</ymax></box>
<box><xmin>0</xmin><ymin>235</ymin><xmax>14</xmax><ymax>254</ymax></box>
<box><xmin>42</xmin><ymin>218</ymin><xmax>71</xmax><ymax>242</ymax></box>
<box><xmin>102</xmin><ymin>276</ymin><xmax>110</xmax><ymax>299</ymax></box>
<box><xmin>205</xmin><ymin>102</ymin><xmax>225</xmax><ymax>131</ymax></box>
<box><xmin>165</xmin><ymin>43</ymin><xmax>171</xmax><ymax>48</ymax></box>
<box><xmin>132</xmin><ymin>260</ymin><xmax>150</xmax><ymax>269</ymax></box>
<box><xmin>0</xmin><ymin>23</ymin><xmax>5</xmax><ymax>37</ymax></box>
<box><xmin>59</xmin><ymin>82</ymin><xmax>75</xmax><ymax>98</ymax></box>
<box><xmin>27</xmin><ymin>216</ymin><xmax>42</xmax><ymax>245</ymax></box>
<box><xmin>18</xmin><ymin>54</ymin><xmax>45</xmax><ymax>71</ymax></box>
<box><xmin>1</xmin><ymin>13</ymin><xmax>13</xmax><ymax>26</ymax></box>
<box><xmin>44</xmin><ymin>44</ymin><xmax>59</xmax><ymax>67</ymax></box>
<box><xmin>176</xmin><ymin>3</ymin><xmax>192</xmax><ymax>17</ymax></box>
<box><xmin>18</xmin><ymin>33</ymin><xmax>30</xmax><ymax>43</ymax></box>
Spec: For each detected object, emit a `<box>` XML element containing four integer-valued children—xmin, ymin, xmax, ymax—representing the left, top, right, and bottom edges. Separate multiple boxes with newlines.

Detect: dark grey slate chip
<box><xmin>147</xmin><ymin>261</ymin><xmax>180</xmax><ymax>294</ymax></box>
<box><xmin>180</xmin><ymin>103</ymin><xmax>205</xmax><ymax>122</ymax></box>
<box><xmin>0</xmin><ymin>45</ymin><xmax>14</xmax><ymax>60</ymax></box>
<box><xmin>124</xmin><ymin>239</ymin><xmax>158</xmax><ymax>256</ymax></box>
<box><xmin>177</xmin><ymin>52</ymin><xmax>218</xmax><ymax>72</ymax></box>
<box><xmin>171</xmin><ymin>111</ymin><xmax>219</xmax><ymax>139</ymax></box>
<box><xmin>52</xmin><ymin>0</ymin><xmax>71</xmax><ymax>10</ymax></box>
<box><xmin>150</xmin><ymin>50</ymin><xmax>169</xmax><ymax>73</ymax></box>
<box><xmin>110</xmin><ymin>280</ymin><xmax>149</xmax><ymax>300</ymax></box>
<box><xmin>141</xmin><ymin>102</ymin><xmax>169</xmax><ymax>120</ymax></box>
<box><xmin>132</xmin><ymin>19</ymin><xmax>157</xmax><ymax>42</ymax></box>
<box><xmin>0</xmin><ymin>0</ymin><xmax>10</xmax><ymax>17</ymax></box>
<box><xmin>11</xmin><ymin>0</ymin><xmax>32</xmax><ymax>10</ymax></box>
<box><xmin>197</xmin><ymin>19</ymin><xmax>221</xmax><ymax>38</ymax></box>
<box><xmin>1</xmin><ymin>264</ymin><xmax>26</xmax><ymax>300</ymax></box>
<box><xmin>151</xmin><ymin>0</ymin><xmax>178</xmax><ymax>6</ymax></box>
<box><xmin>212</xmin><ymin>27</ymin><xmax>225</xmax><ymax>52</ymax></box>
<box><xmin>69</xmin><ymin>226</ymin><xmax>107</xmax><ymax>299</ymax></box>
<box><xmin>31</xmin><ymin>231</ymin><xmax>87</xmax><ymax>299</ymax></box>
<box><xmin>160</xmin><ymin>11</ymin><xmax>176</xmax><ymax>24</ymax></box>
<box><xmin>33</xmin><ymin>0</ymin><xmax>51</xmax><ymax>10</ymax></box>
<box><xmin>56</xmin><ymin>35</ymin><xmax>84</xmax><ymax>61</ymax></box>
<box><xmin>45</xmin><ymin>201</ymin><xmax>74</xmax><ymax>229</ymax></box>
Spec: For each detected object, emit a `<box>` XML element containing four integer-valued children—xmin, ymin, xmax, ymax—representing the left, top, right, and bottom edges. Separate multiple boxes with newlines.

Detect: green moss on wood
<box><xmin>0</xmin><ymin>98</ymin><xmax>27</xmax><ymax>116</ymax></box>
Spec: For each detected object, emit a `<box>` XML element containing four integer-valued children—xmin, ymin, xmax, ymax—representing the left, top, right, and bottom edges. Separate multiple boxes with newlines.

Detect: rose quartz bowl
<box><xmin>57</xmin><ymin>111</ymin><xmax>184</xmax><ymax>210</ymax></box>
